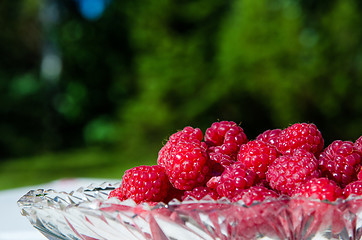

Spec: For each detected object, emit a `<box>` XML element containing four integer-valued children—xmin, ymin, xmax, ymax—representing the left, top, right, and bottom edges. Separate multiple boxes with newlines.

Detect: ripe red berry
<box><xmin>319</xmin><ymin>140</ymin><xmax>362</xmax><ymax>187</ymax></box>
<box><xmin>207</xmin><ymin>161</ymin><xmax>256</xmax><ymax>199</ymax></box>
<box><xmin>343</xmin><ymin>180</ymin><xmax>362</xmax><ymax>198</ymax></box>
<box><xmin>120</xmin><ymin>165</ymin><xmax>170</xmax><ymax>204</ymax></box>
<box><xmin>232</xmin><ymin>186</ymin><xmax>279</xmax><ymax>205</ymax></box>
<box><xmin>266</xmin><ymin>149</ymin><xmax>321</xmax><ymax>195</ymax></box>
<box><xmin>182</xmin><ymin>186</ymin><xmax>219</xmax><ymax>201</ymax></box>
<box><xmin>355</xmin><ymin>135</ymin><xmax>362</xmax><ymax>155</ymax></box>
<box><xmin>157</xmin><ymin>127</ymin><xmax>212</xmax><ymax>190</ymax></box>
<box><xmin>157</xmin><ymin>126</ymin><xmax>203</xmax><ymax>167</ymax></box>
<box><xmin>205</xmin><ymin>121</ymin><xmax>248</xmax><ymax>168</ymax></box>
<box><xmin>205</xmin><ymin>121</ymin><xmax>248</xmax><ymax>147</ymax></box>
<box><xmin>256</xmin><ymin>128</ymin><xmax>282</xmax><ymax>148</ymax></box>
<box><xmin>237</xmin><ymin>140</ymin><xmax>280</xmax><ymax>180</ymax></box>
<box><xmin>293</xmin><ymin>177</ymin><xmax>343</xmax><ymax>202</ymax></box>
<box><xmin>277</xmin><ymin>123</ymin><xmax>324</xmax><ymax>156</ymax></box>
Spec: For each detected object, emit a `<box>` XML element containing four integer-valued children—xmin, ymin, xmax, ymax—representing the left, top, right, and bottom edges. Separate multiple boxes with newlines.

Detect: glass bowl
<box><xmin>17</xmin><ymin>182</ymin><xmax>362</xmax><ymax>240</ymax></box>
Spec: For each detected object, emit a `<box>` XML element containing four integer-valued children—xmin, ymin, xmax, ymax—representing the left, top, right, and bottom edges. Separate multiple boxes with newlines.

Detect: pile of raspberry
<box><xmin>109</xmin><ymin>121</ymin><xmax>362</xmax><ymax>205</ymax></box>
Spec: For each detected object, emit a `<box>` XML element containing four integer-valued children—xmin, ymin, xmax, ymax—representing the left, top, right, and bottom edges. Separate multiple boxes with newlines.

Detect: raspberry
<box><xmin>205</xmin><ymin>121</ymin><xmax>248</xmax><ymax>147</ymax></box>
<box><xmin>205</xmin><ymin>121</ymin><xmax>248</xmax><ymax>168</ymax></box>
<box><xmin>157</xmin><ymin>127</ymin><xmax>211</xmax><ymax>190</ymax></box>
<box><xmin>182</xmin><ymin>186</ymin><xmax>219</xmax><ymax>201</ymax></box>
<box><xmin>355</xmin><ymin>135</ymin><xmax>362</xmax><ymax>155</ymax></box>
<box><xmin>343</xmin><ymin>180</ymin><xmax>362</xmax><ymax>198</ymax></box>
<box><xmin>232</xmin><ymin>186</ymin><xmax>279</xmax><ymax>205</ymax></box>
<box><xmin>207</xmin><ymin>161</ymin><xmax>256</xmax><ymax>199</ymax></box>
<box><xmin>266</xmin><ymin>149</ymin><xmax>321</xmax><ymax>195</ymax></box>
<box><xmin>237</xmin><ymin>140</ymin><xmax>280</xmax><ymax>180</ymax></box>
<box><xmin>293</xmin><ymin>177</ymin><xmax>343</xmax><ymax>202</ymax></box>
<box><xmin>120</xmin><ymin>165</ymin><xmax>170</xmax><ymax>204</ymax></box>
<box><xmin>169</xmin><ymin>126</ymin><xmax>203</xmax><ymax>142</ymax></box>
<box><xmin>157</xmin><ymin>127</ymin><xmax>203</xmax><ymax>167</ymax></box>
<box><xmin>319</xmin><ymin>140</ymin><xmax>361</xmax><ymax>187</ymax></box>
<box><xmin>256</xmin><ymin>128</ymin><xmax>282</xmax><ymax>147</ymax></box>
<box><xmin>277</xmin><ymin>123</ymin><xmax>324</xmax><ymax>156</ymax></box>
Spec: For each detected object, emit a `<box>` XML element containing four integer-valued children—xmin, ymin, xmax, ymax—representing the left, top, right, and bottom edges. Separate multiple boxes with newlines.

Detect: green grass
<box><xmin>0</xmin><ymin>146</ymin><xmax>158</xmax><ymax>190</ymax></box>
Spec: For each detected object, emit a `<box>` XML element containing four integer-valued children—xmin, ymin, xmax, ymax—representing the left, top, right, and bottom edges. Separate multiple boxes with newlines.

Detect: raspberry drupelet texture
<box><xmin>207</xmin><ymin>161</ymin><xmax>256</xmax><ymax>199</ymax></box>
<box><xmin>205</xmin><ymin>121</ymin><xmax>248</xmax><ymax>169</ymax></box>
<box><xmin>232</xmin><ymin>186</ymin><xmax>279</xmax><ymax>205</ymax></box>
<box><xmin>292</xmin><ymin>177</ymin><xmax>343</xmax><ymax>202</ymax></box>
<box><xmin>355</xmin><ymin>136</ymin><xmax>362</xmax><ymax>155</ymax></box>
<box><xmin>277</xmin><ymin>123</ymin><xmax>324</xmax><ymax>157</ymax></box>
<box><xmin>157</xmin><ymin>127</ymin><xmax>212</xmax><ymax>190</ymax></box>
<box><xmin>266</xmin><ymin>149</ymin><xmax>321</xmax><ymax>195</ymax></box>
<box><xmin>204</xmin><ymin>121</ymin><xmax>248</xmax><ymax>147</ymax></box>
<box><xmin>157</xmin><ymin>127</ymin><xmax>203</xmax><ymax>168</ymax></box>
<box><xmin>319</xmin><ymin>140</ymin><xmax>362</xmax><ymax>187</ymax></box>
<box><xmin>182</xmin><ymin>186</ymin><xmax>219</xmax><ymax>201</ymax></box>
<box><xmin>343</xmin><ymin>180</ymin><xmax>362</xmax><ymax>198</ymax></box>
<box><xmin>120</xmin><ymin>165</ymin><xmax>170</xmax><ymax>204</ymax></box>
<box><xmin>237</xmin><ymin>140</ymin><xmax>280</xmax><ymax>181</ymax></box>
<box><xmin>256</xmin><ymin>128</ymin><xmax>282</xmax><ymax>148</ymax></box>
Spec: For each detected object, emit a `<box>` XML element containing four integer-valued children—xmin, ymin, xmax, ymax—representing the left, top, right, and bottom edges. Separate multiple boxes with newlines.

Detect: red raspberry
<box><xmin>205</xmin><ymin>121</ymin><xmax>248</xmax><ymax>168</ymax></box>
<box><xmin>343</xmin><ymin>180</ymin><xmax>362</xmax><ymax>198</ymax></box>
<box><xmin>157</xmin><ymin>126</ymin><xmax>203</xmax><ymax>167</ymax></box>
<box><xmin>182</xmin><ymin>186</ymin><xmax>219</xmax><ymax>201</ymax></box>
<box><xmin>169</xmin><ymin>126</ymin><xmax>203</xmax><ymax>142</ymax></box>
<box><xmin>319</xmin><ymin>140</ymin><xmax>361</xmax><ymax>187</ymax></box>
<box><xmin>232</xmin><ymin>186</ymin><xmax>279</xmax><ymax>205</ymax></box>
<box><xmin>266</xmin><ymin>149</ymin><xmax>321</xmax><ymax>195</ymax></box>
<box><xmin>157</xmin><ymin>127</ymin><xmax>211</xmax><ymax>190</ymax></box>
<box><xmin>207</xmin><ymin>161</ymin><xmax>256</xmax><ymax>199</ymax></box>
<box><xmin>205</xmin><ymin>121</ymin><xmax>248</xmax><ymax>147</ymax></box>
<box><xmin>237</xmin><ymin>140</ymin><xmax>280</xmax><ymax>180</ymax></box>
<box><xmin>355</xmin><ymin>135</ymin><xmax>362</xmax><ymax>155</ymax></box>
<box><xmin>256</xmin><ymin>128</ymin><xmax>282</xmax><ymax>148</ymax></box>
<box><xmin>293</xmin><ymin>177</ymin><xmax>343</xmax><ymax>202</ymax></box>
<box><xmin>277</xmin><ymin>123</ymin><xmax>324</xmax><ymax>156</ymax></box>
<box><xmin>121</xmin><ymin>165</ymin><xmax>170</xmax><ymax>204</ymax></box>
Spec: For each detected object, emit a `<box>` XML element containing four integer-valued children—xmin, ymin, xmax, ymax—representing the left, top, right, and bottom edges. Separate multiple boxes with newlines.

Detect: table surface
<box><xmin>0</xmin><ymin>178</ymin><xmax>117</xmax><ymax>240</ymax></box>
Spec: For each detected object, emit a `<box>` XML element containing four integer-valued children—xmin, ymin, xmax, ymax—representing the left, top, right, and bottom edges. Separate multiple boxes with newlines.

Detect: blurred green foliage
<box><xmin>0</xmin><ymin>0</ymin><xmax>361</xmax><ymax>188</ymax></box>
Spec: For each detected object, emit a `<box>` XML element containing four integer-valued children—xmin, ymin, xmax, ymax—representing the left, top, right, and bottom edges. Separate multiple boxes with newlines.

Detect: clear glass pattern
<box><xmin>17</xmin><ymin>183</ymin><xmax>362</xmax><ymax>240</ymax></box>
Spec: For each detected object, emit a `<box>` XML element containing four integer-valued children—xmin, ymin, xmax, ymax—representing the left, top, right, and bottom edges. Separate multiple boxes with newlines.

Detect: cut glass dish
<box><xmin>18</xmin><ymin>182</ymin><xmax>362</xmax><ymax>240</ymax></box>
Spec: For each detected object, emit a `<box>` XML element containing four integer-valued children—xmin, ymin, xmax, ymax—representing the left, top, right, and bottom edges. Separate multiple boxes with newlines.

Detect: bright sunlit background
<box><xmin>0</xmin><ymin>0</ymin><xmax>361</xmax><ymax>190</ymax></box>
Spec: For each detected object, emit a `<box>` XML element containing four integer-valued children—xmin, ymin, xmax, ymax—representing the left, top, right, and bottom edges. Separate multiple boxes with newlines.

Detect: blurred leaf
<box><xmin>84</xmin><ymin>116</ymin><xmax>117</xmax><ymax>144</ymax></box>
<box><xmin>9</xmin><ymin>73</ymin><xmax>40</xmax><ymax>98</ymax></box>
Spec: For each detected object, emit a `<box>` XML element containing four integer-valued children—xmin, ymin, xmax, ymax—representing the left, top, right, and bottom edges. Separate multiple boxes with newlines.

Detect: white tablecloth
<box><xmin>0</xmin><ymin>178</ymin><xmax>116</xmax><ymax>240</ymax></box>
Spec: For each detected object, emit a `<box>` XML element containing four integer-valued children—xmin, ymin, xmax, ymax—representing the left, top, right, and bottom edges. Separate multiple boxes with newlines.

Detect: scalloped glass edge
<box><xmin>17</xmin><ymin>182</ymin><xmax>362</xmax><ymax>240</ymax></box>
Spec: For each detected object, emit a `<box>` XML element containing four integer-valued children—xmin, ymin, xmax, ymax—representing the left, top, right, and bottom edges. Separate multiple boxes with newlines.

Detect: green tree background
<box><xmin>0</xmin><ymin>0</ymin><xmax>361</xmax><ymax>189</ymax></box>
